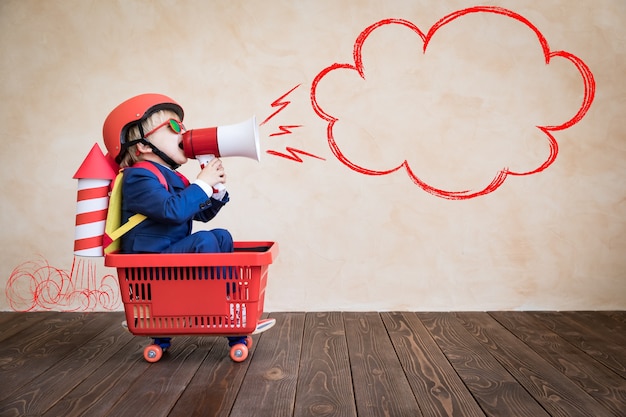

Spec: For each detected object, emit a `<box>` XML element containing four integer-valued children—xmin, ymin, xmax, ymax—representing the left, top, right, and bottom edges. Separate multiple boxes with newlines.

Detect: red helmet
<box><xmin>102</xmin><ymin>93</ymin><xmax>184</xmax><ymax>163</ymax></box>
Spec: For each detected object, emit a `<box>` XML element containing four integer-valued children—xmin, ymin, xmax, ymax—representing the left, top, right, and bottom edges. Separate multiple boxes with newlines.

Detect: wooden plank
<box><xmin>229</xmin><ymin>312</ymin><xmax>305</xmax><ymax>417</ymax></box>
<box><xmin>531</xmin><ymin>312</ymin><xmax>626</xmax><ymax>378</ymax></box>
<box><xmin>381</xmin><ymin>312</ymin><xmax>486</xmax><ymax>417</ymax></box>
<box><xmin>41</xmin><ymin>336</ymin><xmax>152</xmax><ymax>417</ymax></box>
<box><xmin>167</xmin><ymin>335</ymin><xmax>253</xmax><ymax>417</ymax></box>
<box><xmin>599</xmin><ymin>311</ymin><xmax>626</xmax><ymax>326</ymax></box>
<box><xmin>490</xmin><ymin>311</ymin><xmax>626</xmax><ymax>416</ymax></box>
<box><xmin>0</xmin><ymin>312</ymin><xmax>119</xmax><ymax>403</ymax></box>
<box><xmin>456</xmin><ymin>312</ymin><xmax>616</xmax><ymax>417</ymax></box>
<box><xmin>0</xmin><ymin>313</ymin><xmax>131</xmax><ymax>417</ymax></box>
<box><xmin>562</xmin><ymin>311</ymin><xmax>626</xmax><ymax>334</ymax></box>
<box><xmin>101</xmin><ymin>335</ymin><xmax>213</xmax><ymax>417</ymax></box>
<box><xmin>561</xmin><ymin>311</ymin><xmax>626</xmax><ymax>346</ymax></box>
<box><xmin>418</xmin><ymin>312</ymin><xmax>550</xmax><ymax>417</ymax></box>
<box><xmin>0</xmin><ymin>311</ymin><xmax>623</xmax><ymax>417</ymax></box>
<box><xmin>0</xmin><ymin>312</ymin><xmax>56</xmax><ymax>343</ymax></box>
<box><xmin>168</xmin><ymin>312</ymin><xmax>270</xmax><ymax>417</ymax></box>
<box><xmin>293</xmin><ymin>312</ymin><xmax>357</xmax><ymax>417</ymax></box>
<box><xmin>344</xmin><ymin>312</ymin><xmax>421</xmax><ymax>417</ymax></box>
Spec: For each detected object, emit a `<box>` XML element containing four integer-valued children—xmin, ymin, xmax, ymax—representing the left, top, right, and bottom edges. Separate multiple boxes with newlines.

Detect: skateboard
<box><xmin>122</xmin><ymin>318</ymin><xmax>277</xmax><ymax>363</ymax></box>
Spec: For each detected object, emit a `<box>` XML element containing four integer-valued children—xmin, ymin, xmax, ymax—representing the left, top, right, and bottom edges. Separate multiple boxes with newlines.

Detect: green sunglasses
<box><xmin>144</xmin><ymin>119</ymin><xmax>185</xmax><ymax>138</ymax></box>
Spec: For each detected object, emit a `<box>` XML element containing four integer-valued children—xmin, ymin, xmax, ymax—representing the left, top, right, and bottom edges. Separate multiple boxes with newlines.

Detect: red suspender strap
<box><xmin>131</xmin><ymin>161</ymin><xmax>169</xmax><ymax>191</ymax></box>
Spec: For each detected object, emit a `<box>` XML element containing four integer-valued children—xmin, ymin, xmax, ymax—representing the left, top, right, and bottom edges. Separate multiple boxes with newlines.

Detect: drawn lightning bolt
<box><xmin>269</xmin><ymin>125</ymin><xmax>303</xmax><ymax>137</ymax></box>
<box><xmin>261</xmin><ymin>84</ymin><xmax>301</xmax><ymax>126</ymax></box>
<box><xmin>263</xmin><ymin>83</ymin><xmax>325</xmax><ymax>162</ymax></box>
<box><xmin>266</xmin><ymin>147</ymin><xmax>326</xmax><ymax>162</ymax></box>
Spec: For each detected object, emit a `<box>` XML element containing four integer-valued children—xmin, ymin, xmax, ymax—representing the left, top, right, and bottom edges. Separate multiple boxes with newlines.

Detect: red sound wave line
<box><xmin>266</xmin><ymin>147</ymin><xmax>326</xmax><ymax>163</ymax></box>
<box><xmin>261</xmin><ymin>84</ymin><xmax>301</xmax><ymax>126</ymax></box>
<box><xmin>269</xmin><ymin>125</ymin><xmax>303</xmax><ymax>137</ymax></box>
<box><xmin>264</xmin><ymin>84</ymin><xmax>324</xmax><ymax>160</ymax></box>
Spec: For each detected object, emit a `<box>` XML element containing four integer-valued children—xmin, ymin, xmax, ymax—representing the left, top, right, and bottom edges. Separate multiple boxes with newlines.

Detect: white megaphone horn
<box><xmin>181</xmin><ymin>116</ymin><xmax>260</xmax><ymax>193</ymax></box>
<box><xmin>181</xmin><ymin>116</ymin><xmax>260</xmax><ymax>165</ymax></box>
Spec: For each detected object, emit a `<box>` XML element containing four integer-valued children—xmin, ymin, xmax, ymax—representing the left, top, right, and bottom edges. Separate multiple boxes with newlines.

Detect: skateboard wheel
<box><xmin>245</xmin><ymin>336</ymin><xmax>253</xmax><ymax>349</ymax></box>
<box><xmin>144</xmin><ymin>344</ymin><xmax>163</xmax><ymax>363</ymax></box>
<box><xmin>229</xmin><ymin>343</ymin><xmax>249</xmax><ymax>362</ymax></box>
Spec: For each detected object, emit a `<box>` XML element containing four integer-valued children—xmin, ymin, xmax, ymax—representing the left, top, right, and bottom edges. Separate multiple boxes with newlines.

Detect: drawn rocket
<box><xmin>73</xmin><ymin>143</ymin><xmax>117</xmax><ymax>257</ymax></box>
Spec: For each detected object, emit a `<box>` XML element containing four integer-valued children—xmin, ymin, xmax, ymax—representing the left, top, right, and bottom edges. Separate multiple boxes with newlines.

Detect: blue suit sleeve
<box><xmin>194</xmin><ymin>192</ymin><xmax>230</xmax><ymax>222</ymax></box>
<box><xmin>123</xmin><ymin>167</ymin><xmax>225</xmax><ymax>224</ymax></box>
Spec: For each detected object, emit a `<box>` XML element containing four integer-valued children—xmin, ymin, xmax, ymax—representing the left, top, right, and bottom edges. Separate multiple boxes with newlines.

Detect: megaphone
<box><xmin>181</xmin><ymin>116</ymin><xmax>260</xmax><ymax>166</ymax></box>
<box><xmin>181</xmin><ymin>116</ymin><xmax>260</xmax><ymax>193</ymax></box>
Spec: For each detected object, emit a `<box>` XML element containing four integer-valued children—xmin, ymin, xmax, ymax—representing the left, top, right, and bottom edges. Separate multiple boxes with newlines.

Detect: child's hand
<box><xmin>197</xmin><ymin>158</ymin><xmax>226</xmax><ymax>187</ymax></box>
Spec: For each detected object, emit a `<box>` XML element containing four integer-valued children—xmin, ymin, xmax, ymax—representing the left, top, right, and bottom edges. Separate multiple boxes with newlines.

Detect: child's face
<box><xmin>144</xmin><ymin>116</ymin><xmax>187</xmax><ymax>166</ymax></box>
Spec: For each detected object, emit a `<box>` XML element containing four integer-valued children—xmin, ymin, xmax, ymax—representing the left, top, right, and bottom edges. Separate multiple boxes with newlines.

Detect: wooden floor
<box><xmin>0</xmin><ymin>311</ymin><xmax>624</xmax><ymax>417</ymax></box>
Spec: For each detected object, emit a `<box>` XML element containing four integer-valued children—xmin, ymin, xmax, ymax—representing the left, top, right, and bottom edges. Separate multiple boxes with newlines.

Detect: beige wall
<box><xmin>1</xmin><ymin>0</ymin><xmax>624</xmax><ymax>311</ymax></box>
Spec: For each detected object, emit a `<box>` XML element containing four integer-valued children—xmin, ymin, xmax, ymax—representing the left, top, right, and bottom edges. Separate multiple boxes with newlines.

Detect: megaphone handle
<box><xmin>197</xmin><ymin>154</ymin><xmax>226</xmax><ymax>193</ymax></box>
<box><xmin>197</xmin><ymin>154</ymin><xmax>215</xmax><ymax>168</ymax></box>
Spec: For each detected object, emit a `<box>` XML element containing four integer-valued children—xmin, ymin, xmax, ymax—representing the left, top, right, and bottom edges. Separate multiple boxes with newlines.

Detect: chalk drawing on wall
<box><xmin>6</xmin><ymin>256</ymin><xmax>120</xmax><ymax>312</ymax></box>
<box><xmin>262</xmin><ymin>84</ymin><xmax>326</xmax><ymax>163</ymax></box>
<box><xmin>308</xmin><ymin>6</ymin><xmax>595</xmax><ymax>199</ymax></box>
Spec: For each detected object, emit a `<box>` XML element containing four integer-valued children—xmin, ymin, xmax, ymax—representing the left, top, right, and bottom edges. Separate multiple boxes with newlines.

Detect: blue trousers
<box><xmin>161</xmin><ymin>229</ymin><xmax>233</xmax><ymax>254</ymax></box>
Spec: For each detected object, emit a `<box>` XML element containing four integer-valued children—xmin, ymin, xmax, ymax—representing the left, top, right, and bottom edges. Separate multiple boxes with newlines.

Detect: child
<box><xmin>102</xmin><ymin>93</ymin><xmax>232</xmax><ymax>254</ymax></box>
<box><xmin>102</xmin><ymin>93</ymin><xmax>274</xmax><ymax>350</ymax></box>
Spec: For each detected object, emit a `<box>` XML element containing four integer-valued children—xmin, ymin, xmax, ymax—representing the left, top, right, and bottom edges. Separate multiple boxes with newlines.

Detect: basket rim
<box><xmin>104</xmin><ymin>241</ymin><xmax>278</xmax><ymax>267</ymax></box>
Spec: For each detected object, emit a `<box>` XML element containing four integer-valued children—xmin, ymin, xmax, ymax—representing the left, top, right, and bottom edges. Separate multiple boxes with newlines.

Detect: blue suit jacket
<box><xmin>120</xmin><ymin>161</ymin><xmax>229</xmax><ymax>253</ymax></box>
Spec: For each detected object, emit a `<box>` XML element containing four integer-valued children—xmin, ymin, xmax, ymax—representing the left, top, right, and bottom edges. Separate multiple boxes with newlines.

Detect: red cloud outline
<box><xmin>310</xmin><ymin>6</ymin><xmax>595</xmax><ymax>200</ymax></box>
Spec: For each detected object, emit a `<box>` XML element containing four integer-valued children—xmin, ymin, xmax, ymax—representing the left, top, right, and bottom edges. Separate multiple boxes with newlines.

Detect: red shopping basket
<box><xmin>104</xmin><ymin>241</ymin><xmax>278</xmax><ymax>362</ymax></box>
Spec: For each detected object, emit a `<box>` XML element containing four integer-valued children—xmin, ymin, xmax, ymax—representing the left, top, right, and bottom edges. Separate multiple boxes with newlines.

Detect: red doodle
<box><xmin>6</xmin><ymin>256</ymin><xmax>121</xmax><ymax>312</ymax></box>
<box><xmin>261</xmin><ymin>84</ymin><xmax>301</xmax><ymax>126</ymax></box>
<box><xmin>269</xmin><ymin>125</ymin><xmax>303</xmax><ymax>137</ymax></box>
<box><xmin>264</xmin><ymin>83</ymin><xmax>326</xmax><ymax>162</ymax></box>
<box><xmin>310</xmin><ymin>6</ymin><xmax>596</xmax><ymax>200</ymax></box>
<box><xmin>266</xmin><ymin>147</ymin><xmax>326</xmax><ymax>163</ymax></box>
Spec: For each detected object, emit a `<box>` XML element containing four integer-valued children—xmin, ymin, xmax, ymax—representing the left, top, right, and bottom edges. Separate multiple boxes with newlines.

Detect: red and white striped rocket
<box><xmin>73</xmin><ymin>143</ymin><xmax>117</xmax><ymax>257</ymax></box>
